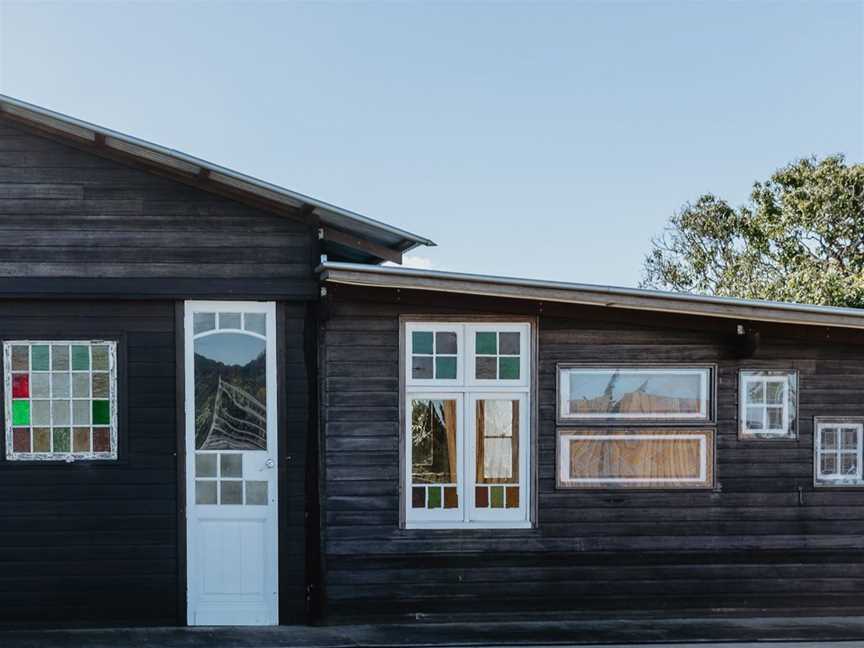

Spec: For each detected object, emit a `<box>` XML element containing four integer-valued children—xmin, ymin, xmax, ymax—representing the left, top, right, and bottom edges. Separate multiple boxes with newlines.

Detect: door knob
<box><xmin>265</xmin><ymin>458</ymin><xmax>275</xmax><ymax>469</ymax></box>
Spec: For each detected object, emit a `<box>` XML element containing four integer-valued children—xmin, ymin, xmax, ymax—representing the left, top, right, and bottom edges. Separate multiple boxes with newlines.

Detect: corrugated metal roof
<box><xmin>319</xmin><ymin>261</ymin><xmax>864</xmax><ymax>330</ymax></box>
<box><xmin>0</xmin><ymin>94</ymin><xmax>435</xmax><ymax>257</ymax></box>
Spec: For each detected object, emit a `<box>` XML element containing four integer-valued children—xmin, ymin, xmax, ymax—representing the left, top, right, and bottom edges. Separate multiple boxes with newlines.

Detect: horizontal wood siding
<box><xmin>0</xmin><ymin>121</ymin><xmax>316</xmax><ymax>297</ymax></box>
<box><xmin>321</xmin><ymin>286</ymin><xmax>864</xmax><ymax>621</ymax></box>
<box><xmin>0</xmin><ymin>300</ymin><xmax>178</xmax><ymax>627</ymax></box>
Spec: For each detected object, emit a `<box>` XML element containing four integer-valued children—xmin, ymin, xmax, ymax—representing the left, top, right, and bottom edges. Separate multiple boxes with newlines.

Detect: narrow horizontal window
<box><xmin>4</xmin><ymin>340</ymin><xmax>118</xmax><ymax>461</ymax></box>
<box><xmin>815</xmin><ymin>419</ymin><xmax>864</xmax><ymax>487</ymax></box>
<box><xmin>558</xmin><ymin>366</ymin><xmax>712</xmax><ymax>424</ymax></box>
<box><xmin>557</xmin><ymin>428</ymin><xmax>714</xmax><ymax>489</ymax></box>
<box><xmin>738</xmin><ymin>370</ymin><xmax>797</xmax><ymax>440</ymax></box>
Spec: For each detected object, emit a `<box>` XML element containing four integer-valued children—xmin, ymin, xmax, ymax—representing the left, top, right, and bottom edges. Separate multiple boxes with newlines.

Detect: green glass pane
<box><xmin>427</xmin><ymin>486</ymin><xmax>442</xmax><ymax>508</ymax></box>
<box><xmin>53</xmin><ymin>427</ymin><xmax>70</xmax><ymax>453</ymax></box>
<box><xmin>31</xmin><ymin>345</ymin><xmax>49</xmax><ymax>371</ymax></box>
<box><xmin>490</xmin><ymin>485</ymin><xmax>505</xmax><ymax>508</ymax></box>
<box><xmin>435</xmin><ymin>356</ymin><xmax>457</xmax><ymax>380</ymax></box>
<box><xmin>499</xmin><ymin>357</ymin><xmax>520</xmax><ymax>380</ymax></box>
<box><xmin>71</xmin><ymin>345</ymin><xmax>90</xmax><ymax>370</ymax></box>
<box><xmin>12</xmin><ymin>400</ymin><xmax>30</xmax><ymax>426</ymax></box>
<box><xmin>92</xmin><ymin>400</ymin><xmax>110</xmax><ymax>425</ymax></box>
<box><xmin>412</xmin><ymin>331</ymin><xmax>433</xmax><ymax>355</ymax></box>
<box><xmin>475</xmin><ymin>332</ymin><xmax>497</xmax><ymax>355</ymax></box>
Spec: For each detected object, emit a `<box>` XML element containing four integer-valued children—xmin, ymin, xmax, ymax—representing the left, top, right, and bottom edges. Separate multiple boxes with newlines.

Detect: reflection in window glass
<box><xmin>475</xmin><ymin>399</ymin><xmax>520</xmax><ymax>510</ymax></box>
<box><xmin>560</xmin><ymin>367</ymin><xmax>709</xmax><ymax>421</ymax></box>
<box><xmin>194</xmin><ymin>331</ymin><xmax>267</xmax><ymax>450</ymax></box>
<box><xmin>411</xmin><ymin>399</ymin><xmax>459</xmax><ymax>510</ymax></box>
<box><xmin>816</xmin><ymin>421</ymin><xmax>863</xmax><ymax>485</ymax></box>
<box><xmin>739</xmin><ymin>371</ymin><xmax>797</xmax><ymax>439</ymax></box>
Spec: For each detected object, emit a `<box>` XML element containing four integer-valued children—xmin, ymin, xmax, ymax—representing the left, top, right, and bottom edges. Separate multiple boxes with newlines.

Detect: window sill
<box><xmin>404</xmin><ymin>521</ymin><xmax>533</xmax><ymax>530</ymax></box>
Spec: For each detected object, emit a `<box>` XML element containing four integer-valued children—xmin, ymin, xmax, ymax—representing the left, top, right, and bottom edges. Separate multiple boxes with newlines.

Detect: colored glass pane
<box><xmin>51</xmin><ymin>345</ymin><xmax>69</xmax><ymax>371</ymax></box>
<box><xmin>499</xmin><ymin>357</ymin><xmax>520</xmax><ymax>380</ymax></box>
<box><xmin>443</xmin><ymin>486</ymin><xmax>458</xmax><ymax>509</ymax></box>
<box><xmin>71</xmin><ymin>345</ymin><xmax>89</xmax><ymax>370</ymax></box>
<box><xmin>92</xmin><ymin>400</ymin><xmax>110</xmax><ymax>425</ymax></box>
<box><xmin>72</xmin><ymin>373</ymin><xmax>89</xmax><ymax>397</ymax></box>
<box><xmin>427</xmin><ymin>486</ymin><xmax>442</xmax><ymax>508</ymax></box>
<box><xmin>411</xmin><ymin>487</ymin><xmax>425</xmax><ymax>508</ymax></box>
<box><xmin>52</xmin><ymin>428</ymin><xmax>70</xmax><ymax>453</ymax></box>
<box><xmin>506</xmin><ymin>486</ymin><xmax>520</xmax><ymax>508</ymax></box>
<box><xmin>475</xmin><ymin>486</ymin><xmax>489</xmax><ymax>508</ymax></box>
<box><xmin>11</xmin><ymin>373</ymin><xmax>29</xmax><ymax>398</ymax></box>
<box><xmin>412</xmin><ymin>331</ymin><xmax>433</xmax><ymax>355</ymax></box>
<box><xmin>12</xmin><ymin>428</ymin><xmax>30</xmax><ymax>453</ymax></box>
<box><xmin>11</xmin><ymin>346</ymin><xmax>29</xmax><ymax>371</ymax></box>
<box><xmin>32</xmin><ymin>428</ymin><xmax>50</xmax><ymax>453</ymax></box>
<box><xmin>499</xmin><ymin>332</ymin><xmax>520</xmax><ymax>355</ymax></box>
<box><xmin>12</xmin><ymin>400</ymin><xmax>30</xmax><ymax>426</ymax></box>
<box><xmin>490</xmin><ymin>485</ymin><xmax>505</xmax><ymax>508</ymax></box>
<box><xmin>476</xmin><ymin>357</ymin><xmax>497</xmax><ymax>379</ymax></box>
<box><xmin>73</xmin><ymin>427</ymin><xmax>91</xmax><ymax>453</ymax></box>
<box><xmin>92</xmin><ymin>428</ymin><xmax>110</xmax><ymax>452</ymax></box>
<box><xmin>31</xmin><ymin>345</ymin><xmax>49</xmax><ymax>371</ymax></box>
<box><xmin>475</xmin><ymin>332</ymin><xmax>497</xmax><ymax>355</ymax></box>
<box><xmin>91</xmin><ymin>345</ymin><xmax>109</xmax><ymax>371</ymax></box>
<box><xmin>436</xmin><ymin>332</ymin><xmax>457</xmax><ymax>354</ymax></box>
<box><xmin>92</xmin><ymin>373</ymin><xmax>109</xmax><ymax>398</ymax></box>
<box><xmin>435</xmin><ymin>356</ymin><xmax>457</xmax><ymax>379</ymax></box>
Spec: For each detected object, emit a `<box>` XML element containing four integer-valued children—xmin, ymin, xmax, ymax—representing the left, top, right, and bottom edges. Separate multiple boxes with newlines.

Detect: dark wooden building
<box><xmin>3</xmin><ymin>93</ymin><xmax>864</xmax><ymax>630</ymax></box>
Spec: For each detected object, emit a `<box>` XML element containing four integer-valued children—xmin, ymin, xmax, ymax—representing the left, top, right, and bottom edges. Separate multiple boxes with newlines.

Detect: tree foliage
<box><xmin>641</xmin><ymin>155</ymin><xmax>864</xmax><ymax>307</ymax></box>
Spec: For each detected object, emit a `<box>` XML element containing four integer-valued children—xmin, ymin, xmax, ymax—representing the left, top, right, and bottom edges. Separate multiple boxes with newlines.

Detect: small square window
<box><xmin>816</xmin><ymin>420</ymin><xmax>864</xmax><ymax>486</ymax></box>
<box><xmin>4</xmin><ymin>341</ymin><xmax>118</xmax><ymax>461</ymax></box>
<box><xmin>739</xmin><ymin>370</ymin><xmax>797</xmax><ymax>440</ymax></box>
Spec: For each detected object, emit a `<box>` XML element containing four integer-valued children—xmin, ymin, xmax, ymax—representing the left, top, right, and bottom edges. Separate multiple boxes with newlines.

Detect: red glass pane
<box><xmin>475</xmin><ymin>486</ymin><xmax>489</xmax><ymax>508</ymax></box>
<box><xmin>12</xmin><ymin>374</ymin><xmax>29</xmax><ymax>398</ymax></box>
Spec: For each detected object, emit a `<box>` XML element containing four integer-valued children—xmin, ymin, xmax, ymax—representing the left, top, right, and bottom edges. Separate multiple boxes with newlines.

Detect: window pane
<box><xmin>821</xmin><ymin>428</ymin><xmax>838</xmax><ymax>450</ymax></box>
<box><xmin>746</xmin><ymin>380</ymin><xmax>765</xmax><ymax>404</ymax></box>
<box><xmin>841</xmin><ymin>428</ymin><xmax>859</xmax><ymax>450</ymax></box>
<box><xmin>475</xmin><ymin>332</ymin><xmax>497</xmax><ymax>355</ymax></box>
<box><xmin>243</xmin><ymin>313</ymin><xmax>266</xmax><ymax>336</ymax></box>
<box><xmin>821</xmin><ymin>453</ymin><xmax>837</xmax><ymax>475</ymax></box>
<box><xmin>194</xmin><ymin>332</ymin><xmax>267</xmax><ymax>450</ymax></box>
<box><xmin>498</xmin><ymin>357</ymin><xmax>520</xmax><ymax>380</ymax></box>
<box><xmin>499</xmin><ymin>332</ymin><xmax>520</xmax><ymax>355</ymax></box>
<box><xmin>746</xmin><ymin>407</ymin><xmax>764</xmax><ymax>430</ymax></box>
<box><xmin>193</xmin><ymin>312</ymin><xmax>216</xmax><ymax>335</ymax></box>
<box><xmin>196</xmin><ymin>480</ymin><xmax>217</xmax><ymax>505</ymax></box>
<box><xmin>841</xmin><ymin>453</ymin><xmax>859</xmax><ymax>475</ymax></box>
<box><xmin>71</xmin><ymin>345</ymin><xmax>89</xmax><ymax>371</ymax></box>
<box><xmin>412</xmin><ymin>331</ymin><xmax>433</xmax><ymax>355</ymax></box>
<box><xmin>32</xmin><ymin>427</ymin><xmax>50</xmax><ymax>453</ymax></box>
<box><xmin>765</xmin><ymin>381</ymin><xmax>784</xmax><ymax>404</ymax></box>
<box><xmin>31</xmin><ymin>373</ymin><xmax>50</xmax><ymax>398</ymax></box>
<box><xmin>52</xmin><ymin>428</ymin><xmax>70</xmax><ymax>453</ymax></box>
<box><xmin>435</xmin><ymin>332</ymin><xmax>457</xmax><ymax>355</ymax></box>
<box><xmin>91</xmin><ymin>345</ymin><xmax>110</xmax><ymax>371</ymax></box>
<box><xmin>52</xmin><ymin>373</ymin><xmax>70</xmax><ymax>398</ymax></box>
<box><xmin>31</xmin><ymin>345</ymin><xmax>49</xmax><ymax>371</ymax></box>
<box><xmin>475</xmin><ymin>357</ymin><xmax>497</xmax><ymax>379</ymax></box>
<box><xmin>195</xmin><ymin>453</ymin><xmax>217</xmax><ymax>477</ymax></box>
<box><xmin>411</xmin><ymin>399</ymin><xmax>458</xmax><ymax>484</ymax></box>
<box><xmin>435</xmin><ymin>356</ymin><xmax>457</xmax><ymax>379</ymax></box>
<box><xmin>563</xmin><ymin>368</ymin><xmax>707</xmax><ymax>418</ymax></box>
<box><xmin>766</xmin><ymin>407</ymin><xmax>783</xmax><ymax>430</ymax></box>
<box><xmin>476</xmin><ymin>399</ymin><xmax>518</xmax><ymax>483</ymax></box>
<box><xmin>11</xmin><ymin>345</ymin><xmax>28</xmax><ymax>371</ymax></box>
<box><xmin>245</xmin><ymin>481</ymin><xmax>268</xmax><ymax>505</ymax></box>
<box><xmin>220</xmin><ymin>481</ymin><xmax>243</xmax><ymax>505</ymax></box>
<box><xmin>218</xmin><ymin>312</ymin><xmax>242</xmax><ymax>330</ymax></box>
<box><xmin>412</xmin><ymin>356</ymin><xmax>433</xmax><ymax>379</ymax></box>
<box><xmin>51</xmin><ymin>344</ymin><xmax>69</xmax><ymax>371</ymax></box>
<box><xmin>220</xmin><ymin>453</ymin><xmax>243</xmax><ymax>478</ymax></box>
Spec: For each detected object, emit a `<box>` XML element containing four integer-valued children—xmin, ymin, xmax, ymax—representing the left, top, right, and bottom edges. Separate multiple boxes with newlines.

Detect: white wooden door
<box><xmin>185</xmin><ymin>301</ymin><xmax>278</xmax><ymax>626</ymax></box>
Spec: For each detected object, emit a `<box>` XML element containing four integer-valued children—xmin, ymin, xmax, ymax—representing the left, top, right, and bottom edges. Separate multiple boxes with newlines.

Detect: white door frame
<box><xmin>184</xmin><ymin>300</ymin><xmax>279</xmax><ymax>626</ymax></box>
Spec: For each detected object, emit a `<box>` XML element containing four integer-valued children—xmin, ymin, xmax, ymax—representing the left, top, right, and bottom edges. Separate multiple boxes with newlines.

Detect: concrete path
<box><xmin>3</xmin><ymin>616</ymin><xmax>864</xmax><ymax>647</ymax></box>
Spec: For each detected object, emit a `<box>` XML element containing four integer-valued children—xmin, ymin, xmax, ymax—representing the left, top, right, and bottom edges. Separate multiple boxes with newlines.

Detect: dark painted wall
<box><xmin>0</xmin><ymin>122</ymin><xmax>315</xmax><ymax>627</ymax></box>
<box><xmin>320</xmin><ymin>285</ymin><xmax>864</xmax><ymax>622</ymax></box>
<box><xmin>0</xmin><ymin>119</ymin><xmax>316</xmax><ymax>298</ymax></box>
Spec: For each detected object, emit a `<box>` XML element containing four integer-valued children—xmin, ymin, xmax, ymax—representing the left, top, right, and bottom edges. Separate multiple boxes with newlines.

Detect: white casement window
<box><xmin>3</xmin><ymin>340</ymin><xmax>118</xmax><ymax>461</ymax></box>
<box><xmin>739</xmin><ymin>370</ymin><xmax>797</xmax><ymax>440</ymax></box>
<box><xmin>404</xmin><ymin>321</ymin><xmax>532</xmax><ymax>528</ymax></box>
<box><xmin>815</xmin><ymin>419</ymin><xmax>864</xmax><ymax>486</ymax></box>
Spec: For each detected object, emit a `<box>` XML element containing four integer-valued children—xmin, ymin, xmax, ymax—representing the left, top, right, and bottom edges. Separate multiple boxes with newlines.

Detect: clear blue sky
<box><xmin>1</xmin><ymin>1</ymin><xmax>861</xmax><ymax>287</ymax></box>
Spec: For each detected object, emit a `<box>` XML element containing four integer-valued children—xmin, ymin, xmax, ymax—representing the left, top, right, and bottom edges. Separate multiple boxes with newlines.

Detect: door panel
<box><xmin>185</xmin><ymin>302</ymin><xmax>278</xmax><ymax>626</ymax></box>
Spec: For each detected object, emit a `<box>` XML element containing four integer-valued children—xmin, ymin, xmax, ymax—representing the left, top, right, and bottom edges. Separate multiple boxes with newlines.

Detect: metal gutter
<box><xmin>317</xmin><ymin>261</ymin><xmax>864</xmax><ymax>330</ymax></box>
<box><xmin>0</xmin><ymin>93</ymin><xmax>435</xmax><ymax>253</ymax></box>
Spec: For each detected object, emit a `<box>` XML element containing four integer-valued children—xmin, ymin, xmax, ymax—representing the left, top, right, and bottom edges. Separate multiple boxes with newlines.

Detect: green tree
<box><xmin>641</xmin><ymin>155</ymin><xmax>864</xmax><ymax>307</ymax></box>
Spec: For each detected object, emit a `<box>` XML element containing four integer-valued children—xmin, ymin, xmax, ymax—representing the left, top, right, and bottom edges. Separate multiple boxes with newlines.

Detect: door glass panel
<box><xmin>411</xmin><ymin>399</ymin><xmax>458</xmax><ymax>484</ymax></box>
<box><xmin>194</xmin><ymin>329</ymin><xmax>267</xmax><ymax>450</ymax></box>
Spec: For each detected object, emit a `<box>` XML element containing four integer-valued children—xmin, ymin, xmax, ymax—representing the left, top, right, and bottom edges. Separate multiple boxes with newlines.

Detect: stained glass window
<box><xmin>4</xmin><ymin>341</ymin><xmax>117</xmax><ymax>460</ymax></box>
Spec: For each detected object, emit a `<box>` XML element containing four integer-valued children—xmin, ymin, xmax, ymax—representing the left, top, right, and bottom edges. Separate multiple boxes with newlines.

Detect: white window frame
<box><xmin>815</xmin><ymin>418</ymin><xmax>864</xmax><ymax>487</ymax></box>
<box><xmin>739</xmin><ymin>370</ymin><xmax>797</xmax><ymax>440</ymax></box>
<box><xmin>403</xmin><ymin>320</ymin><xmax>532</xmax><ymax>529</ymax></box>
<box><xmin>557</xmin><ymin>365</ymin><xmax>712</xmax><ymax>424</ymax></box>
<box><xmin>3</xmin><ymin>339</ymin><xmax>119</xmax><ymax>461</ymax></box>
